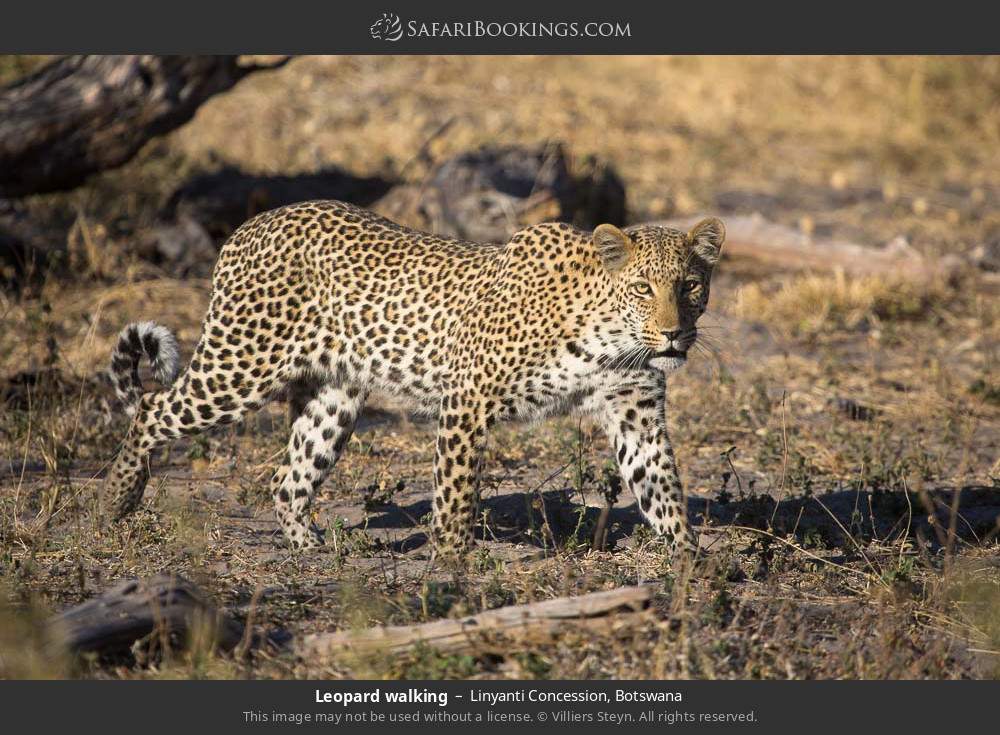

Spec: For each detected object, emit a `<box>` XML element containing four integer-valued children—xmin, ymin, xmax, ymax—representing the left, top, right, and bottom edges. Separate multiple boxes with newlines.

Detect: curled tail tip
<box><xmin>132</xmin><ymin>321</ymin><xmax>181</xmax><ymax>386</ymax></box>
<box><xmin>110</xmin><ymin>321</ymin><xmax>181</xmax><ymax>411</ymax></box>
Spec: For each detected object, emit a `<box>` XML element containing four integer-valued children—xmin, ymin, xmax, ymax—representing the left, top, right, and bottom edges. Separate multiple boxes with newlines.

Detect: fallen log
<box><xmin>48</xmin><ymin>574</ymin><xmax>246</xmax><ymax>659</ymax></box>
<box><xmin>659</xmin><ymin>213</ymin><xmax>963</xmax><ymax>282</ymax></box>
<box><xmin>297</xmin><ymin>583</ymin><xmax>654</xmax><ymax>658</ymax></box>
<box><xmin>0</xmin><ymin>55</ymin><xmax>290</xmax><ymax>197</ymax></box>
<box><xmin>47</xmin><ymin>574</ymin><xmax>654</xmax><ymax>663</ymax></box>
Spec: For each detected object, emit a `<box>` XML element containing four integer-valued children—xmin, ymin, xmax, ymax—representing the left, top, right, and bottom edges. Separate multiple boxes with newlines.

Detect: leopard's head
<box><xmin>594</xmin><ymin>218</ymin><xmax>725</xmax><ymax>371</ymax></box>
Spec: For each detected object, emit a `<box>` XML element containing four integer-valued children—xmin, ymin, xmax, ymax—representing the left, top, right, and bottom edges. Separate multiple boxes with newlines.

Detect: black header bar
<box><xmin>2</xmin><ymin>1</ymin><xmax>999</xmax><ymax>54</ymax></box>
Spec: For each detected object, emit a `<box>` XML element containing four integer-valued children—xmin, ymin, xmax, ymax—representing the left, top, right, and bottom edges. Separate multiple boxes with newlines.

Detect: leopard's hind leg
<box><xmin>104</xmin><ymin>321</ymin><xmax>285</xmax><ymax>520</ymax></box>
<box><xmin>269</xmin><ymin>382</ymin><xmax>368</xmax><ymax>549</ymax></box>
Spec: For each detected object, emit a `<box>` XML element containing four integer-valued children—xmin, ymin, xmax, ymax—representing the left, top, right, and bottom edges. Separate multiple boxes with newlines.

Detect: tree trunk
<box><xmin>0</xmin><ymin>55</ymin><xmax>289</xmax><ymax>197</ymax></box>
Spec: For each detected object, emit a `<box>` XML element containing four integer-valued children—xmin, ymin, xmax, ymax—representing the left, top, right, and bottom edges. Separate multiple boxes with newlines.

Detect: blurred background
<box><xmin>1</xmin><ymin>56</ymin><xmax>998</xmax><ymax>680</ymax></box>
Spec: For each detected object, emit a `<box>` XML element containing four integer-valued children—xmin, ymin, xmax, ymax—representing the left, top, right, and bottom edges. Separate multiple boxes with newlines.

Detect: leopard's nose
<box><xmin>661</xmin><ymin>329</ymin><xmax>681</xmax><ymax>341</ymax></box>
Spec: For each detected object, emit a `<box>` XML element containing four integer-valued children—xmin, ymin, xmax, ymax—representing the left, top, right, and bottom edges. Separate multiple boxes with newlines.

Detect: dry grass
<box><xmin>1</xmin><ymin>56</ymin><xmax>998</xmax><ymax>680</ymax></box>
<box><xmin>0</xmin><ymin>278</ymin><xmax>210</xmax><ymax>381</ymax></box>
<box><xmin>730</xmin><ymin>270</ymin><xmax>953</xmax><ymax>337</ymax></box>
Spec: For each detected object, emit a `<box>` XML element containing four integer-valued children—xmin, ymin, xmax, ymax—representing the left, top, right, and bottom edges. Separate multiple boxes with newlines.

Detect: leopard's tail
<box><xmin>109</xmin><ymin>321</ymin><xmax>181</xmax><ymax>416</ymax></box>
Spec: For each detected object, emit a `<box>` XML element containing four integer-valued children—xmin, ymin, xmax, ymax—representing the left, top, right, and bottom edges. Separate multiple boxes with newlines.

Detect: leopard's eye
<box><xmin>630</xmin><ymin>281</ymin><xmax>653</xmax><ymax>298</ymax></box>
<box><xmin>682</xmin><ymin>278</ymin><xmax>702</xmax><ymax>295</ymax></box>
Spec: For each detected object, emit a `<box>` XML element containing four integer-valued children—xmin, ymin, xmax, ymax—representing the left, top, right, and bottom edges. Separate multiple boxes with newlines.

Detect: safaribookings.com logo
<box><xmin>370</xmin><ymin>13</ymin><xmax>404</xmax><ymax>41</ymax></box>
<box><xmin>369</xmin><ymin>13</ymin><xmax>631</xmax><ymax>42</ymax></box>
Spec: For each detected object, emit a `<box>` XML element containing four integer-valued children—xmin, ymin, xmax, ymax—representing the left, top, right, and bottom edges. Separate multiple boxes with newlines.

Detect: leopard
<box><xmin>105</xmin><ymin>200</ymin><xmax>725</xmax><ymax>557</ymax></box>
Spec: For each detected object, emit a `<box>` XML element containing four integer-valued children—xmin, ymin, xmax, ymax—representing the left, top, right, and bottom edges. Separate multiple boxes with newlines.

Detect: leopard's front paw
<box><xmin>659</xmin><ymin>528</ymin><xmax>699</xmax><ymax>562</ymax></box>
<box><xmin>287</xmin><ymin>524</ymin><xmax>326</xmax><ymax>552</ymax></box>
<box><xmin>675</xmin><ymin>529</ymin><xmax>699</xmax><ymax>556</ymax></box>
<box><xmin>431</xmin><ymin>525</ymin><xmax>474</xmax><ymax>563</ymax></box>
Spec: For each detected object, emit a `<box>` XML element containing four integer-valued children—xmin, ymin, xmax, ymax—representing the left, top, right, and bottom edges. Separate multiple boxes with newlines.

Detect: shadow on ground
<box><xmin>353</xmin><ymin>482</ymin><xmax>1000</xmax><ymax>555</ymax></box>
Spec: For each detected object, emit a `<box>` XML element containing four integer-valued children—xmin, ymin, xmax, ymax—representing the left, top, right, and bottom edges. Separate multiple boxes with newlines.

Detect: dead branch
<box><xmin>297</xmin><ymin>583</ymin><xmax>654</xmax><ymax>658</ymax></box>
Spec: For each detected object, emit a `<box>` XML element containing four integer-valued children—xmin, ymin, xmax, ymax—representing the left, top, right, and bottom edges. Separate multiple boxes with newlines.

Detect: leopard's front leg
<box><xmin>599</xmin><ymin>373</ymin><xmax>697</xmax><ymax>555</ymax></box>
<box><xmin>431</xmin><ymin>389</ymin><xmax>489</xmax><ymax>556</ymax></box>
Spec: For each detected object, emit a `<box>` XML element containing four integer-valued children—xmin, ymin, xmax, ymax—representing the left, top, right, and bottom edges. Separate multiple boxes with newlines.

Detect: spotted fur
<box><xmin>109</xmin><ymin>321</ymin><xmax>181</xmax><ymax>417</ymax></box>
<box><xmin>104</xmin><ymin>201</ymin><xmax>724</xmax><ymax>556</ymax></box>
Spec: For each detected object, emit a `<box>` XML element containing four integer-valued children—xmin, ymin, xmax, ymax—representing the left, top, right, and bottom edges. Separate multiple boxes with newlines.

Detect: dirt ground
<box><xmin>1</xmin><ymin>56</ymin><xmax>999</xmax><ymax>679</ymax></box>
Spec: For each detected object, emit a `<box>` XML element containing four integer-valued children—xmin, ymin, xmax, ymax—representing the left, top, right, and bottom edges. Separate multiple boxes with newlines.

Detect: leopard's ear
<box><xmin>593</xmin><ymin>224</ymin><xmax>633</xmax><ymax>274</ymax></box>
<box><xmin>687</xmin><ymin>217</ymin><xmax>725</xmax><ymax>266</ymax></box>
